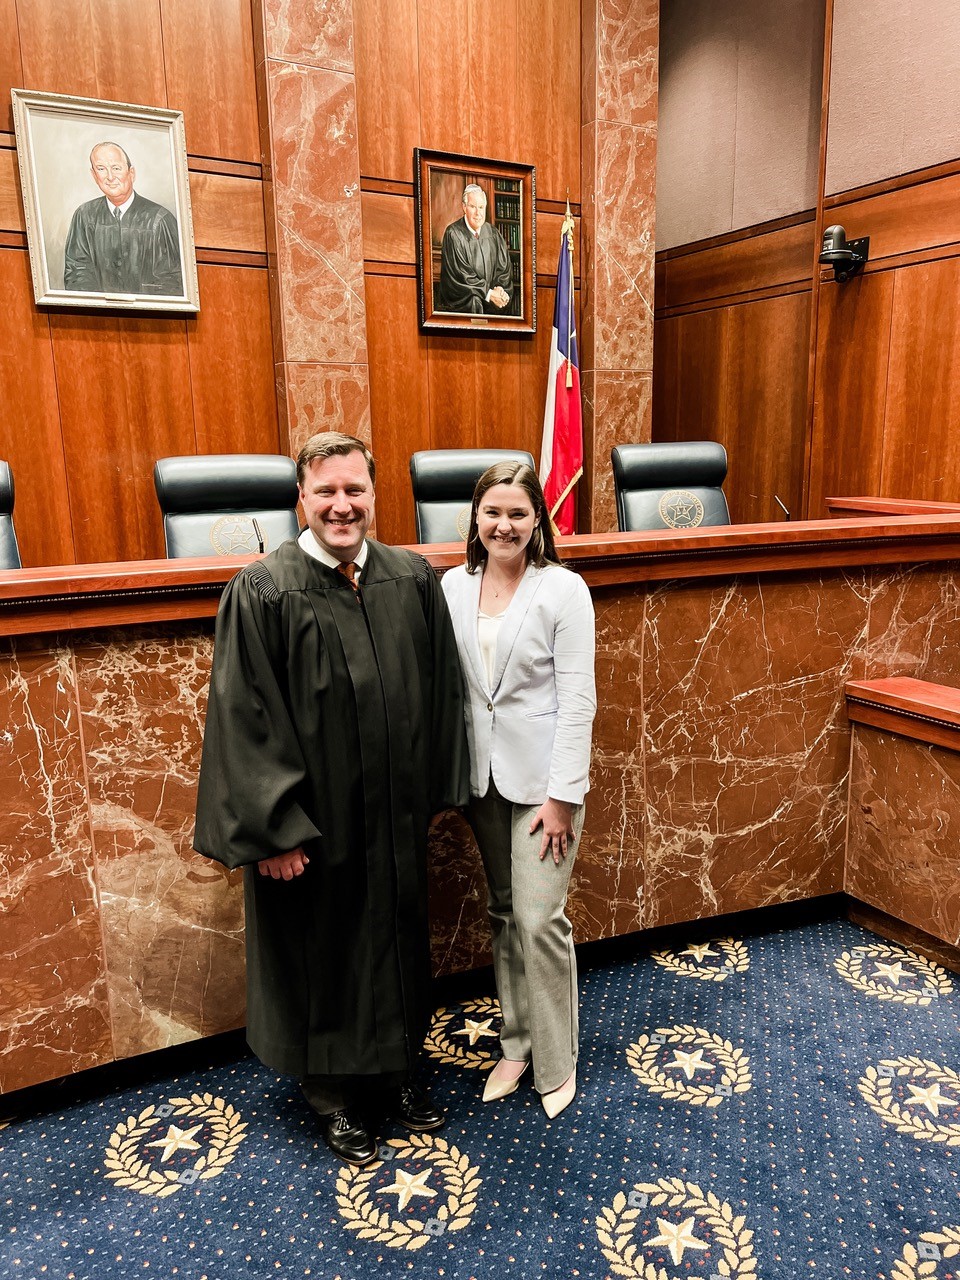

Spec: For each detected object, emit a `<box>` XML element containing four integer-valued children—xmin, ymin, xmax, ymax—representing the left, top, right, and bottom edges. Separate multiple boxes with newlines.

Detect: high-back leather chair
<box><xmin>611</xmin><ymin>442</ymin><xmax>730</xmax><ymax>532</ymax></box>
<box><xmin>0</xmin><ymin>461</ymin><xmax>21</xmax><ymax>569</ymax></box>
<box><xmin>410</xmin><ymin>448</ymin><xmax>537</xmax><ymax>543</ymax></box>
<box><xmin>154</xmin><ymin>454</ymin><xmax>300</xmax><ymax>558</ymax></box>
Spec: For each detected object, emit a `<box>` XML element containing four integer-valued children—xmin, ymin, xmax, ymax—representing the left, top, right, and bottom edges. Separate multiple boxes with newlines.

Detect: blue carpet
<box><xmin>2</xmin><ymin>915</ymin><xmax>960</xmax><ymax>1280</ymax></box>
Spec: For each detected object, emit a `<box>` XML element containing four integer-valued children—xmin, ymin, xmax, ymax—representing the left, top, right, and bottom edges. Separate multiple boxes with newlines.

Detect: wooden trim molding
<box><xmin>846</xmin><ymin>677</ymin><xmax>960</xmax><ymax>752</ymax></box>
<box><xmin>827</xmin><ymin>497</ymin><xmax>960</xmax><ymax>517</ymax></box>
<box><xmin>9</xmin><ymin>514</ymin><xmax>960</xmax><ymax>637</ymax></box>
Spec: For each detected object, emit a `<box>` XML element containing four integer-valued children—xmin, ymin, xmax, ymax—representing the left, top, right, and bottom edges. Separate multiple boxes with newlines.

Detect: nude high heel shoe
<box><xmin>482</xmin><ymin>1058</ymin><xmax>529</xmax><ymax>1103</ymax></box>
<box><xmin>541</xmin><ymin>1069</ymin><xmax>576</xmax><ymax>1119</ymax></box>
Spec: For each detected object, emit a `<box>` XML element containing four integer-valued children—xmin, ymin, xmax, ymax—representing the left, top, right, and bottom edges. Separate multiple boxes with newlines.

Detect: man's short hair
<box><xmin>462</xmin><ymin>184</ymin><xmax>487</xmax><ymax>207</ymax></box>
<box><xmin>90</xmin><ymin>141</ymin><xmax>133</xmax><ymax>168</ymax></box>
<box><xmin>296</xmin><ymin>432</ymin><xmax>376</xmax><ymax>487</ymax></box>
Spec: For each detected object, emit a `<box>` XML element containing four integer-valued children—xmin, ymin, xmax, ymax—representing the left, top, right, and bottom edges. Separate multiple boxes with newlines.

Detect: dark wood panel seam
<box><xmin>188</xmin><ymin>157</ymin><xmax>262</xmax><ymax>179</ymax></box>
<box><xmin>825</xmin><ymin>156</ymin><xmax>960</xmax><ymax>209</ymax></box>
<box><xmin>361</xmin><ymin>177</ymin><xmax>415</xmax><ymax>195</ymax></box>
<box><xmin>196</xmin><ymin>248</ymin><xmax>268</xmax><ymax>268</ymax></box>
<box><xmin>657</xmin><ymin>209</ymin><xmax>816</xmax><ymax>262</ymax></box>
<box><xmin>657</xmin><ymin>279</ymin><xmax>812</xmax><ymax>319</ymax></box>
<box><xmin>0</xmin><ymin>134</ymin><xmax>15</xmax><ymax>152</ymax></box>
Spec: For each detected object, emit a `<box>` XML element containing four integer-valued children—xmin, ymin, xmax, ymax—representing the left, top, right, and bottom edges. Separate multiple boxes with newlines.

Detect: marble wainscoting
<box><xmin>0</xmin><ymin>627</ymin><xmax>244</xmax><ymax>1095</ymax></box>
<box><xmin>846</xmin><ymin>728</ymin><xmax>960</xmax><ymax>948</ymax></box>
<box><xmin>0</xmin><ymin>640</ymin><xmax>112</xmax><ymax>1093</ymax></box>
<box><xmin>574</xmin><ymin>570</ymin><xmax>874</xmax><ymax>939</ymax></box>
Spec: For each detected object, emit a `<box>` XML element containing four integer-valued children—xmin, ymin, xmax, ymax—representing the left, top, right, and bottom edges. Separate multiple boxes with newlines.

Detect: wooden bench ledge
<box><xmin>845</xmin><ymin>677</ymin><xmax>960</xmax><ymax>751</ymax></box>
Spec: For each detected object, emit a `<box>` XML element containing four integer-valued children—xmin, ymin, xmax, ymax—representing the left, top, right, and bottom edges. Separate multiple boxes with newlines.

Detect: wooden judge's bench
<box><xmin>4</xmin><ymin>507</ymin><xmax>960</xmax><ymax>1094</ymax></box>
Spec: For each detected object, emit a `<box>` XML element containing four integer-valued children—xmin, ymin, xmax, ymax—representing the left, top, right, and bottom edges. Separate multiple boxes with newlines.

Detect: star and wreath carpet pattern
<box><xmin>1</xmin><ymin>916</ymin><xmax>959</xmax><ymax>1279</ymax></box>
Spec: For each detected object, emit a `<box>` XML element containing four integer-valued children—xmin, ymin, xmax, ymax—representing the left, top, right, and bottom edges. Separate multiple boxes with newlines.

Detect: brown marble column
<box><xmin>255</xmin><ymin>0</ymin><xmax>372</xmax><ymax>457</ymax></box>
<box><xmin>580</xmin><ymin>0</ymin><xmax>658</xmax><ymax>531</ymax></box>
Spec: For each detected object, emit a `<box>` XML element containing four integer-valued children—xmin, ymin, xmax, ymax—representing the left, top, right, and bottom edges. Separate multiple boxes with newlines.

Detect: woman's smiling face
<box><xmin>476</xmin><ymin>482</ymin><xmax>538</xmax><ymax>568</ymax></box>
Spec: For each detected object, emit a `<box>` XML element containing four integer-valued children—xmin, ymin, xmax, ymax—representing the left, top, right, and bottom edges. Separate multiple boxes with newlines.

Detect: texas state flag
<box><xmin>539</xmin><ymin>205</ymin><xmax>582</xmax><ymax>536</ymax></box>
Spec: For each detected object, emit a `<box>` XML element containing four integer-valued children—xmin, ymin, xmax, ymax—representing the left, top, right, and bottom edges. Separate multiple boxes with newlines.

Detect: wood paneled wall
<box><xmin>354</xmin><ymin>0</ymin><xmax>581</xmax><ymax>546</ymax></box>
<box><xmin>0</xmin><ymin>0</ymin><xmax>279</xmax><ymax>566</ymax></box>
<box><xmin>808</xmin><ymin>167</ymin><xmax>960</xmax><ymax>515</ymax></box>
<box><xmin>653</xmin><ymin>214</ymin><xmax>814</xmax><ymax>524</ymax></box>
<box><xmin>655</xmin><ymin>1</ymin><xmax>960</xmax><ymax>522</ymax></box>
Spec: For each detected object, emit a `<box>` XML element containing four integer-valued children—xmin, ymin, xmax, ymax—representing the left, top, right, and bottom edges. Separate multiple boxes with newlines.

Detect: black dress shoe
<box><xmin>320</xmin><ymin>1110</ymin><xmax>378</xmax><ymax>1166</ymax></box>
<box><xmin>388</xmin><ymin>1081</ymin><xmax>445</xmax><ymax>1132</ymax></box>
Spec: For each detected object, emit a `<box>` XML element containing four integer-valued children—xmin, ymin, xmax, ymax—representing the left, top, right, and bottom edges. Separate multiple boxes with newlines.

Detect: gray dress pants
<box><xmin>468</xmin><ymin>779</ymin><xmax>584</xmax><ymax>1094</ymax></box>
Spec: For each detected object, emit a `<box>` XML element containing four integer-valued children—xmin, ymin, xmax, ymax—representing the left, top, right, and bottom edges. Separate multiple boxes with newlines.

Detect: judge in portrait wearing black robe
<box><xmin>194</xmin><ymin>432</ymin><xmax>469</xmax><ymax>1167</ymax></box>
<box><xmin>63</xmin><ymin>141</ymin><xmax>183</xmax><ymax>296</ymax></box>
<box><xmin>437</xmin><ymin>183</ymin><xmax>514</xmax><ymax>314</ymax></box>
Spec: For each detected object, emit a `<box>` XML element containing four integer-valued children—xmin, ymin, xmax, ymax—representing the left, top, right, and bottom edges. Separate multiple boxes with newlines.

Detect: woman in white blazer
<box><xmin>442</xmin><ymin>461</ymin><xmax>596</xmax><ymax>1118</ymax></box>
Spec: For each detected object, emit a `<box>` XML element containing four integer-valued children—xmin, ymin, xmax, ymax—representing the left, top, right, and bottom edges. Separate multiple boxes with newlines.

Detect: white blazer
<box><xmin>442</xmin><ymin>561</ymin><xmax>597</xmax><ymax>806</ymax></box>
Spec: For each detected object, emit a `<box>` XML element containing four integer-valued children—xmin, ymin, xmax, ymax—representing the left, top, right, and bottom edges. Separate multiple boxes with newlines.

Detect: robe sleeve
<box><xmin>194</xmin><ymin>564</ymin><xmax>322</xmax><ymax>869</ymax></box>
<box><xmin>490</xmin><ymin>228</ymin><xmax>513</xmax><ymax>299</ymax></box>
<box><xmin>438</xmin><ymin>225</ymin><xmax>486</xmax><ymax>313</ymax></box>
<box><xmin>152</xmin><ymin>209</ymin><xmax>184</xmax><ymax>296</ymax></box>
<box><xmin>63</xmin><ymin>206</ymin><xmax>99</xmax><ymax>292</ymax></box>
<box><xmin>416</xmin><ymin>558</ymin><xmax>471</xmax><ymax>811</ymax></box>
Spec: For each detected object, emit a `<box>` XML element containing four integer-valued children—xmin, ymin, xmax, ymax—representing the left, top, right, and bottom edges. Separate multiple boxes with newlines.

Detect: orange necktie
<box><xmin>337</xmin><ymin>561</ymin><xmax>359</xmax><ymax>591</ymax></box>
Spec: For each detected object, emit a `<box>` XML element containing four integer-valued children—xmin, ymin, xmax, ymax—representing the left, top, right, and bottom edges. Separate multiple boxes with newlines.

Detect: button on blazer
<box><xmin>441</xmin><ymin>562</ymin><xmax>596</xmax><ymax>806</ymax></box>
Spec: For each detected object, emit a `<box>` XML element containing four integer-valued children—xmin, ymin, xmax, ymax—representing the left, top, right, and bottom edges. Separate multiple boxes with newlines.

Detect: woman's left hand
<box><xmin>530</xmin><ymin>798</ymin><xmax>576</xmax><ymax>865</ymax></box>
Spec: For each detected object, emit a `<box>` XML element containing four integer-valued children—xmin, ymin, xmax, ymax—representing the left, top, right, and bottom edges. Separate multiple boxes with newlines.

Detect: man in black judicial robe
<box><xmin>63</xmin><ymin>141</ymin><xmax>183</xmax><ymax>296</ymax></box>
<box><xmin>194</xmin><ymin>432</ymin><xmax>469</xmax><ymax>1166</ymax></box>
<box><xmin>437</xmin><ymin>183</ymin><xmax>514</xmax><ymax>314</ymax></box>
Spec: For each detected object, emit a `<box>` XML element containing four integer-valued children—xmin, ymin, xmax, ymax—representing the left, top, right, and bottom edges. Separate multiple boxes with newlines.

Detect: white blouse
<box><xmin>477</xmin><ymin>608</ymin><xmax>504</xmax><ymax>689</ymax></box>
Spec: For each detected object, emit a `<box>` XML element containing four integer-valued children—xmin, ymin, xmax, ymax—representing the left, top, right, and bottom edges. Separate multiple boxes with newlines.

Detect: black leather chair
<box><xmin>409</xmin><ymin>448</ymin><xmax>537</xmax><ymax>543</ymax></box>
<box><xmin>0</xmin><ymin>461</ymin><xmax>21</xmax><ymax>569</ymax></box>
<box><xmin>154</xmin><ymin>454</ymin><xmax>300</xmax><ymax>558</ymax></box>
<box><xmin>611</xmin><ymin>442</ymin><xmax>730</xmax><ymax>532</ymax></box>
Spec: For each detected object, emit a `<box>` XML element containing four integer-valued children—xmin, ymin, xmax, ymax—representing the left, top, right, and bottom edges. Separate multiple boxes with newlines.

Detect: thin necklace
<box><xmin>488</xmin><ymin>564</ymin><xmax>525</xmax><ymax>598</ymax></box>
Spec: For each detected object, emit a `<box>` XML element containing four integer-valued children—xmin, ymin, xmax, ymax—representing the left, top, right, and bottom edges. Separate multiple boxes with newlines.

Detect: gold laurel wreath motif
<box><xmin>336</xmin><ymin>1133</ymin><xmax>480</xmax><ymax>1251</ymax></box>
<box><xmin>885</xmin><ymin>1226</ymin><xmax>960</xmax><ymax>1280</ymax></box>
<box><xmin>859</xmin><ymin>1058</ymin><xmax>960</xmax><ymax>1146</ymax></box>
<box><xmin>651</xmin><ymin>938</ymin><xmax>749</xmax><ymax>983</ymax></box>
<box><xmin>626</xmin><ymin>1024</ymin><xmax>752</xmax><ymax>1108</ymax></box>
<box><xmin>835</xmin><ymin>944</ymin><xmax>953</xmax><ymax>1006</ymax></box>
<box><xmin>596</xmin><ymin>1176</ymin><xmax>757</xmax><ymax>1280</ymax></box>
<box><xmin>424</xmin><ymin>996</ymin><xmax>501</xmax><ymax>1070</ymax></box>
<box><xmin>103</xmin><ymin>1093</ymin><xmax>247</xmax><ymax>1198</ymax></box>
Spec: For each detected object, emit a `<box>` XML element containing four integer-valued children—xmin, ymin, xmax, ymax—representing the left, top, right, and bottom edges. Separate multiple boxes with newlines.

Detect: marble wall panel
<box><xmin>73</xmin><ymin>629</ymin><xmax>245</xmax><ymax>1060</ymax></box>
<box><xmin>642</xmin><ymin>572</ymin><xmax>871</xmax><ymax>928</ymax></box>
<box><xmin>580</xmin><ymin>0</ymin><xmax>657</xmax><ymax>531</ymax></box>
<box><xmin>592</xmin><ymin>120</ymin><xmax>657</xmax><ymax>371</ymax></box>
<box><xmin>264</xmin><ymin>0</ymin><xmax>354</xmax><ymax>71</ymax></box>
<box><xmin>847</xmin><ymin>727</ymin><xmax>960</xmax><ymax>947</ymax></box>
<box><xmin>267</xmin><ymin>61</ymin><xmax>367</xmax><ymax>366</ymax></box>
<box><xmin>427</xmin><ymin>811</ymin><xmax>490</xmax><ymax>978</ymax></box>
<box><xmin>595</xmin><ymin>0</ymin><xmax>659</xmax><ymax>130</ymax></box>
<box><xmin>573</xmin><ymin>585</ymin><xmax>647</xmax><ymax>938</ymax></box>
<box><xmin>590</xmin><ymin>369</ymin><xmax>653</xmax><ymax>532</ymax></box>
<box><xmin>281</xmin><ymin>361</ymin><xmax>372</xmax><ymax>456</ymax></box>
<box><xmin>864</xmin><ymin>562</ymin><xmax>960</xmax><ymax>685</ymax></box>
<box><xmin>0</xmin><ymin>641</ymin><xmax>112</xmax><ymax>1092</ymax></box>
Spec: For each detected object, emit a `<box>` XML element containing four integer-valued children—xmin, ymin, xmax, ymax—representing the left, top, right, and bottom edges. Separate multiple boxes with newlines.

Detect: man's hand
<box><xmin>489</xmin><ymin>286</ymin><xmax>510</xmax><ymax>309</ymax></box>
<box><xmin>258</xmin><ymin>847</ymin><xmax>310</xmax><ymax>879</ymax></box>
<box><xmin>529</xmin><ymin>798</ymin><xmax>576</xmax><ymax>865</ymax></box>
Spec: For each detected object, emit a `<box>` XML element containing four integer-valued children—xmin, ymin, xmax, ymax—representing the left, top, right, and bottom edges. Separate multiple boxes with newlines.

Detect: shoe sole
<box><xmin>395</xmin><ymin>1116</ymin><xmax>446</xmax><ymax>1132</ymax></box>
<box><xmin>325</xmin><ymin>1144</ymin><xmax>379</xmax><ymax>1167</ymax></box>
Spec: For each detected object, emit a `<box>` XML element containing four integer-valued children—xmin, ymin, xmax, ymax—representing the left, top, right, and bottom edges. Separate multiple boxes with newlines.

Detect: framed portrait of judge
<box><xmin>414</xmin><ymin>148</ymin><xmax>535</xmax><ymax>336</ymax></box>
<box><xmin>11</xmin><ymin>89</ymin><xmax>200</xmax><ymax>313</ymax></box>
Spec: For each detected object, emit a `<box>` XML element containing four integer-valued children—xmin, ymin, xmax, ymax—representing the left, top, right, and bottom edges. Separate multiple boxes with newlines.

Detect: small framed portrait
<box><xmin>414</xmin><ymin>148</ymin><xmax>535</xmax><ymax>336</ymax></box>
<box><xmin>11</xmin><ymin>88</ymin><xmax>200</xmax><ymax>313</ymax></box>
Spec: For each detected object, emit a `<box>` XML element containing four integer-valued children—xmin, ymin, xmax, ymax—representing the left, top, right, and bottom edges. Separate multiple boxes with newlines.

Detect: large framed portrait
<box><xmin>414</xmin><ymin>148</ymin><xmax>535</xmax><ymax>336</ymax></box>
<box><xmin>11</xmin><ymin>89</ymin><xmax>200</xmax><ymax>313</ymax></box>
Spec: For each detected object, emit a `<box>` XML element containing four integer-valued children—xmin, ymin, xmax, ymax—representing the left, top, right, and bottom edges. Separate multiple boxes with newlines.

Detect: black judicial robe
<box><xmin>63</xmin><ymin>193</ymin><xmax>183</xmax><ymax>296</ymax></box>
<box><xmin>194</xmin><ymin>539</ymin><xmax>469</xmax><ymax>1077</ymax></box>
